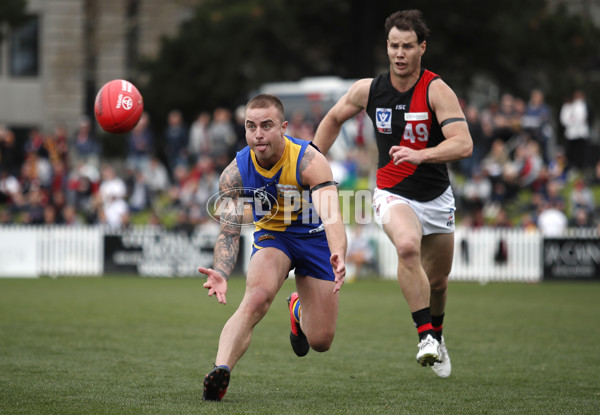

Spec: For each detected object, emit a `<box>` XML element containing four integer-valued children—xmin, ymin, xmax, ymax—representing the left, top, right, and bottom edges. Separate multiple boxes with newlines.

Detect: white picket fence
<box><xmin>450</xmin><ymin>227</ymin><xmax>542</xmax><ymax>283</ymax></box>
<box><xmin>0</xmin><ymin>225</ymin><xmax>103</xmax><ymax>277</ymax></box>
<box><xmin>353</xmin><ymin>225</ymin><xmax>598</xmax><ymax>283</ymax></box>
<box><xmin>362</xmin><ymin>225</ymin><xmax>543</xmax><ymax>282</ymax></box>
<box><xmin>37</xmin><ymin>226</ymin><xmax>104</xmax><ymax>276</ymax></box>
<box><xmin>0</xmin><ymin>225</ymin><xmax>597</xmax><ymax>281</ymax></box>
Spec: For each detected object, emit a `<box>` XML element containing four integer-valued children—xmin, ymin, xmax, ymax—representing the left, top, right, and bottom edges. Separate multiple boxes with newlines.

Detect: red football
<box><xmin>94</xmin><ymin>79</ymin><xmax>144</xmax><ymax>134</ymax></box>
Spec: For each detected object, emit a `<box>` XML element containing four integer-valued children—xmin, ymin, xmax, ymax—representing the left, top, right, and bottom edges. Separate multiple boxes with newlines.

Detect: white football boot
<box><xmin>416</xmin><ymin>334</ymin><xmax>441</xmax><ymax>366</ymax></box>
<box><xmin>431</xmin><ymin>336</ymin><xmax>451</xmax><ymax>378</ymax></box>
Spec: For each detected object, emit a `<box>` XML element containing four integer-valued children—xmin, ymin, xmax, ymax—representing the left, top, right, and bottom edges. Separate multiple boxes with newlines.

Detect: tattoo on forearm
<box><xmin>214</xmin><ymin>227</ymin><xmax>240</xmax><ymax>280</ymax></box>
<box><xmin>213</xmin><ymin>161</ymin><xmax>243</xmax><ymax>279</ymax></box>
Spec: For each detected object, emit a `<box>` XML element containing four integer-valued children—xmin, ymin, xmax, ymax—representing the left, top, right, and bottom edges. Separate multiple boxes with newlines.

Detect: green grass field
<box><xmin>1</xmin><ymin>276</ymin><xmax>599</xmax><ymax>415</ymax></box>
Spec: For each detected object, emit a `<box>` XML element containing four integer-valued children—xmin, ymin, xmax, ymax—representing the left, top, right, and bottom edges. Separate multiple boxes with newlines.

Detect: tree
<box><xmin>0</xmin><ymin>0</ymin><xmax>27</xmax><ymax>41</ymax></box>
<box><xmin>138</xmin><ymin>0</ymin><xmax>358</xmax><ymax>128</ymax></box>
<box><xmin>138</xmin><ymin>0</ymin><xmax>600</xmax><ymax>129</ymax></box>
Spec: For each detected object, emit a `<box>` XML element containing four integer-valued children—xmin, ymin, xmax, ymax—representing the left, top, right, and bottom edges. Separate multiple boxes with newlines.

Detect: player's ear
<box><xmin>420</xmin><ymin>40</ymin><xmax>426</xmax><ymax>56</ymax></box>
<box><xmin>281</xmin><ymin>120</ymin><xmax>288</xmax><ymax>133</ymax></box>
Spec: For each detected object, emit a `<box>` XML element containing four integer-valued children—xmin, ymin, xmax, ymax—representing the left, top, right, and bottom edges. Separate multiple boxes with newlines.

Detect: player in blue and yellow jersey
<box><xmin>313</xmin><ymin>10</ymin><xmax>473</xmax><ymax>378</ymax></box>
<box><xmin>199</xmin><ymin>94</ymin><xmax>346</xmax><ymax>401</ymax></box>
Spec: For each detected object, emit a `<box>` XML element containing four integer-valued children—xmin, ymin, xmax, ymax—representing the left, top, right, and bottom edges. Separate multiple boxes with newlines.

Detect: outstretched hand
<box><xmin>330</xmin><ymin>253</ymin><xmax>346</xmax><ymax>294</ymax></box>
<box><xmin>198</xmin><ymin>266</ymin><xmax>228</xmax><ymax>305</ymax></box>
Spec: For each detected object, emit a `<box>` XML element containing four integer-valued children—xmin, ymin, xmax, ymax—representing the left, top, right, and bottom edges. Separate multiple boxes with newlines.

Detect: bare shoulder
<box><xmin>346</xmin><ymin>78</ymin><xmax>373</xmax><ymax>107</ymax></box>
<box><xmin>428</xmin><ymin>78</ymin><xmax>463</xmax><ymax>116</ymax></box>
<box><xmin>327</xmin><ymin>78</ymin><xmax>372</xmax><ymax>123</ymax></box>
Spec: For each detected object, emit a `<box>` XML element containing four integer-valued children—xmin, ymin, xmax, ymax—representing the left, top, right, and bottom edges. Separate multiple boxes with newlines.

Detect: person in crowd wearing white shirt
<box><xmin>98</xmin><ymin>165</ymin><xmax>129</xmax><ymax>228</ymax></box>
<box><xmin>559</xmin><ymin>90</ymin><xmax>592</xmax><ymax>172</ymax></box>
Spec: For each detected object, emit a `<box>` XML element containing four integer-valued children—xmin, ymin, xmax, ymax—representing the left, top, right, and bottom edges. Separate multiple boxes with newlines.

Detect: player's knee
<box><xmin>242</xmin><ymin>288</ymin><xmax>274</xmax><ymax>318</ymax></box>
<box><xmin>307</xmin><ymin>328</ymin><xmax>335</xmax><ymax>352</ymax></box>
<box><xmin>395</xmin><ymin>238</ymin><xmax>420</xmax><ymax>266</ymax></box>
<box><xmin>309</xmin><ymin>335</ymin><xmax>334</xmax><ymax>353</ymax></box>
<box><xmin>311</xmin><ymin>343</ymin><xmax>332</xmax><ymax>353</ymax></box>
<box><xmin>429</xmin><ymin>275</ymin><xmax>449</xmax><ymax>294</ymax></box>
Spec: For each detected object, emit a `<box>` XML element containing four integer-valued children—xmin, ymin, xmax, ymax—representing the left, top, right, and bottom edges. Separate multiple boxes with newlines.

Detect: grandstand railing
<box><xmin>0</xmin><ymin>225</ymin><xmax>597</xmax><ymax>282</ymax></box>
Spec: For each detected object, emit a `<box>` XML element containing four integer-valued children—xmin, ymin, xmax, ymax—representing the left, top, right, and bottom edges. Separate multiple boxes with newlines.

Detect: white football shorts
<box><xmin>372</xmin><ymin>186</ymin><xmax>456</xmax><ymax>235</ymax></box>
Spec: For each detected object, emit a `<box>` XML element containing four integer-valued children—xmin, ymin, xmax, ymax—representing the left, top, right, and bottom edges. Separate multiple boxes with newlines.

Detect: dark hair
<box><xmin>384</xmin><ymin>10</ymin><xmax>430</xmax><ymax>44</ymax></box>
<box><xmin>246</xmin><ymin>94</ymin><xmax>285</xmax><ymax>122</ymax></box>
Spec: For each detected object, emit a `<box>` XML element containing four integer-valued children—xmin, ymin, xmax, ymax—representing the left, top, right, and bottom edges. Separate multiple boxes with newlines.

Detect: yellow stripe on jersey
<box><xmin>251</xmin><ymin>137</ymin><xmax>308</xmax><ymax>232</ymax></box>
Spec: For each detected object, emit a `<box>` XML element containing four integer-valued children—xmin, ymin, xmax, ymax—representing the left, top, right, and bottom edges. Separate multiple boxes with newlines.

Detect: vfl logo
<box><xmin>375</xmin><ymin>108</ymin><xmax>392</xmax><ymax>134</ymax></box>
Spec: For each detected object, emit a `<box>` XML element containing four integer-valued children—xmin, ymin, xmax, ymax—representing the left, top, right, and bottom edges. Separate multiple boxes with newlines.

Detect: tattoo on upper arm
<box><xmin>219</xmin><ymin>159</ymin><xmax>243</xmax><ymax>191</ymax></box>
<box><xmin>298</xmin><ymin>146</ymin><xmax>316</xmax><ymax>176</ymax></box>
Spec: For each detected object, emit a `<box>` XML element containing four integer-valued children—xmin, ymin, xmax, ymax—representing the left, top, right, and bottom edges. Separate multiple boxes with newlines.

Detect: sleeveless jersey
<box><xmin>236</xmin><ymin>135</ymin><xmax>322</xmax><ymax>234</ymax></box>
<box><xmin>365</xmin><ymin>69</ymin><xmax>450</xmax><ymax>202</ymax></box>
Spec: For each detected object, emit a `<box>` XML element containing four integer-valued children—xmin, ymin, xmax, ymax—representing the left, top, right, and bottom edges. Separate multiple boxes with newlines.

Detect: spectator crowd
<box><xmin>455</xmin><ymin>88</ymin><xmax>599</xmax><ymax>236</ymax></box>
<box><xmin>1</xmin><ymin>87</ymin><xmax>599</xmax><ymax>236</ymax></box>
<box><xmin>0</xmin><ymin>105</ymin><xmax>243</xmax><ymax>231</ymax></box>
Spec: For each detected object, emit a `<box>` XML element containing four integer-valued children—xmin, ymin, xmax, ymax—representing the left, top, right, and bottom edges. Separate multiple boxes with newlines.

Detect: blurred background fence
<box><xmin>1</xmin><ymin>225</ymin><xmax>598</xmax><ymax>283</ymax></box>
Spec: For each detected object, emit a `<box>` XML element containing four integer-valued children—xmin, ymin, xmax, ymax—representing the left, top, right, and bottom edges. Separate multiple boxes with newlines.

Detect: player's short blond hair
<box><xmin>246</xmin><ymin>94</ymin><xmax>285</xmax><ymax>123</ymax></box>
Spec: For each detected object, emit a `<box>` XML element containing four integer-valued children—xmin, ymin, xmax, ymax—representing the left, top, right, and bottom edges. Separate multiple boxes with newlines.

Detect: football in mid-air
<box><xmin>94</xmin><ymin>79</ymin><xmax>144</xmax><ymax>134</ymax></box>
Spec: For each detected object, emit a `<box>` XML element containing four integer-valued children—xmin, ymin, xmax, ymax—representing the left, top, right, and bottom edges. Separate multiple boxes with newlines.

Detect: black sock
<box><xmin>412</xmin><ymin>307</ymin><xmax>436</xmax><ymax>341</ymax></box>
<box><xmin>431</xmin><ymin>313</ymin><xmax>445</xmax><ymax>342</ymax></box>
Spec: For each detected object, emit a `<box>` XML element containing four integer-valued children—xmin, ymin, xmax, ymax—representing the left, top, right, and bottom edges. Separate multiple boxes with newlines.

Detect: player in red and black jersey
<box><xmin>313</xmin><ymin>9</ymin><xmax>472</xmax><ymax>378</ymax></box>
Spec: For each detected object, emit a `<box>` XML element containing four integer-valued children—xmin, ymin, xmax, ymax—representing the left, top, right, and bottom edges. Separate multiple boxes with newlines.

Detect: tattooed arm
<box><xmin>199</xmin><ymin>159</ymin><xmax>243</xmax><ymax>305</ymax></box>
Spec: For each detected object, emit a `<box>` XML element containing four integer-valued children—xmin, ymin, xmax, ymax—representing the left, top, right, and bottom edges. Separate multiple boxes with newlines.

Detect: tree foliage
<box><xmin>138</xmin><ymin>0</ymin><xmax>600</xmax><ymax>127</ymax></box>
<box><xmin>139</xmin><ymin>0</ymin><xmax>357</xmax><ymax>125</ymax></box>
<box><xmin>0</xmin><ymin>0</ymin><xmax>28</xmax><ymax>41</ymax></box>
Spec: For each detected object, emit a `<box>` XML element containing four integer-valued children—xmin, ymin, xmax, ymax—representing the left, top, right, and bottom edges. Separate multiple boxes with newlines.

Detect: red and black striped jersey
<box><xmin>366</xmin><ymin>69</ymin><xmax>450</xmax><ymax>202</ymax></box>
